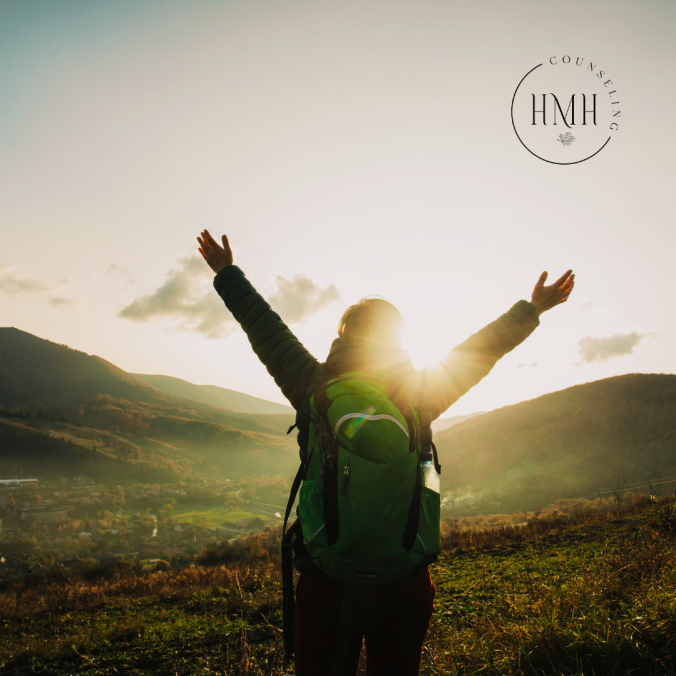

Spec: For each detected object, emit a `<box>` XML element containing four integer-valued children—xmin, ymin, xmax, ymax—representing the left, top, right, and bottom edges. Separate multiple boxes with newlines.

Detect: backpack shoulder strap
<box><xmin>312</xmin><ymin>378</ymin><xmax>341</xmax><ymax>546</ymax></box>
<box><xmin>281</xmin><ymin>463</ymin><xmax>304</xmax><ymax>658</ymax></box>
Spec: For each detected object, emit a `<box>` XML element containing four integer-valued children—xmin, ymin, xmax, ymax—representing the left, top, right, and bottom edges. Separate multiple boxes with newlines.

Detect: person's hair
<box><xmin>337</xmin><ymin>297</ymin><xmax>404</xmax><ymax>343</ymax></box>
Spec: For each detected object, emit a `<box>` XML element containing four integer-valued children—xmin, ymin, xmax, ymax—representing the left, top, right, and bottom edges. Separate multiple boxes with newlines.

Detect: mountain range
<box><xmin>1</xmin><ymin>326</ymin><xmax>675</xmax><ymax>512</ymax></box>
<box><xmin>131</xmin><ymin>374</ymin><xmax>292</xmax><ymax>415</ymax></box>
<box><xmin>433</xmin><ymin>373</ymin><xmax>676</xmax><ymax>511</ymax></box>
<box><xmin>431</xmin><ymin>411</ymin><xmax>485</xmax><ymax>434</ymax></box>
<box><xmin>0</xmin><ymin>327</ymin><xmax>297</xmax><ymax>480</ymax></box>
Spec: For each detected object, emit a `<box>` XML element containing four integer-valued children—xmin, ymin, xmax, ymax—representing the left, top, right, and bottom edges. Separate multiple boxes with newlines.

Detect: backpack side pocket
<box><xmin>416</xmin><ymin>486</ymin><xmax>441</xmax><ymax>558</ymax></box>
<box><xmin>297</xmin><ymin>479</ymin><xmax>327</xmax><ymax>548</ymax></box>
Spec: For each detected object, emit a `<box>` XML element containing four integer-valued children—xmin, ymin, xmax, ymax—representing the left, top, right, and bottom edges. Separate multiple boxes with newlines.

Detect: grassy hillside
<box><xmin>434</xmin><ymin>373</ymin><xmax>676</xmax><ymax>512</ymax></box>
<box><xmin>0</xmin><ymin>415</ymin><xmax>179</xmax><ymax>482</ymax></box>
<box><xmin>0</xmin><ymin>409</ymin><xmax>298</xmax><ymax>480</ymax></box>
<box><xmin>130</xmin><ymin>374</ymin><xmax>241</xmax><ymax>410</ymax></box>
<box><xmin>4</xmin><ymin>328</ymin><xmax>675</xmax><ymax>496</ymax></box>
<box><xmin>132</xmin><ymin>374</ymin><xmax>293</xmax><ymax>415</ymax></box>
<box><xmin>232</xmin><ymin>412</ymin><xmax>296</xmax><ymax>435</ymax></box>
<box><xmin>0</xmin><ymin>328</ymin><xmax>286</xmax><ymax>433</ymax></box>
<box><xmin>2</xmin><ymin>496</ymin><xmax>675</xmax><ymax>675</ymax></box>
<box><xmin>0</xmin><ymin>329</ymin><xmax>298</xmax><ymax>478</ymax></box>
<box><xmin>431</xmin><ymin>411</ymin><xmax>485</xmax><ymax>434</ymax></box>
<box><xmin>199</xmin><ymin>384</ymin><xmax>293</xmax><ymax>414</ymax></box>
<box><xmin>0</xmin><ymin>328</ymin><xmax>162</xmax><ymax>410</ymax></box>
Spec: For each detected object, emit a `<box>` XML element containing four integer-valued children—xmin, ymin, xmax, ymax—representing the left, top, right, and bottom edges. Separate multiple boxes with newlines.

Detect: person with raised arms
<box><xmin>198</xmin><ymin>228</ymin><xmax>574</xmax><ymax>676</ymax></box>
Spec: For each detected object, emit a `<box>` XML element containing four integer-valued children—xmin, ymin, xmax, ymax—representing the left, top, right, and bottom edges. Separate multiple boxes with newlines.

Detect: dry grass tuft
<box><xmin>2</xmin><ymin>494</ymin><xmax>675</xmax><ymax>675</ymax></box>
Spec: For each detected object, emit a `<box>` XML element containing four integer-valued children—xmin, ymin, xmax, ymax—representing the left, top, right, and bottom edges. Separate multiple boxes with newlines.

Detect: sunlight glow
<box><xmin>401</xmin><ymin>331</ymin><xmax>449</xmax><ymax>371</ymax></box>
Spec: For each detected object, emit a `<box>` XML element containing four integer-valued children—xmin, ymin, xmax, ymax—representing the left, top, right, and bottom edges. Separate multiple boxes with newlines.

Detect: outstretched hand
<box><xmin>530</xmin><ymin>269</ymin><xmax>575</xmax><ymax>315</ymax></box>
<box><xmin>197</xmin><ymin>230</ymin><xmax>233</xmax><ymax>275</ymax></box>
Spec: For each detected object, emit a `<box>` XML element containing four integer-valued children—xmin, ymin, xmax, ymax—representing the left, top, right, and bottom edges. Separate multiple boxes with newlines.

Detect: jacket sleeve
<box><xmin>414</xmin><ymin>300</ymin><xmax>540</xmax><ymax>424</ymax></box>
<box><xmin>213</xmin><ymin>265</ymin><xmax>320</xmax><ymax>411</ymax></box>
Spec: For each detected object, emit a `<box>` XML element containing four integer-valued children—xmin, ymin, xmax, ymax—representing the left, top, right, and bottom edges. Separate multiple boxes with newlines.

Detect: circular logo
<box><xmin>511</xmin><ymin>56</ymin><xmax>620</xmax><ymax>164</ymax></box>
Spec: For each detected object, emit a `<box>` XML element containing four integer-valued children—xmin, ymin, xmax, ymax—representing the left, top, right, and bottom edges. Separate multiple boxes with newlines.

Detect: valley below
<box><xmin>2</xmin><ymin>495</ymin><xmax>675</xmax><ymax>675</ymax></box>
<box><xmin>2</xmin><ymin>327</ymin><xmax>676</xmax><ymax>674</ymax></box>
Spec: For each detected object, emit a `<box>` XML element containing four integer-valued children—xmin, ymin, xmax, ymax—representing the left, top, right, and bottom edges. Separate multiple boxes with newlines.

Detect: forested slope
<box><xmin>434</xmin><ymin>373</ymin><xmax>676</xmax><ymax>509</ymax></box>
<box><xmin>131</xmin><ymin>374</ymin><xmax>293</xmax><ymax>415</ymax></box>
<box><xmin>0</xmin><ymin>328</ymin><xmax>298</xmax><ymax>478</ymax></box>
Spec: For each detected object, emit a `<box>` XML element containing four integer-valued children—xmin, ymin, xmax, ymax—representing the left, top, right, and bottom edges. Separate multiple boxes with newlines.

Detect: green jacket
<box><xmin>214</xmin><ymin>265</ymin><xmax>540</xmax><ymax>455</ymax></box>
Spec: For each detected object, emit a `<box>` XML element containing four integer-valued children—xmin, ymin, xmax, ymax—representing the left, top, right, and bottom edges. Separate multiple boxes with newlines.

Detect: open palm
<box><xmin>197</xmin><ymin>230</ymin><xmax>233</xmax><ymax>274</ymax></box>
<box><xmin>531</xmin><ymin>270</ymin><xmax>575</xmax><ymax>314</ymax></box>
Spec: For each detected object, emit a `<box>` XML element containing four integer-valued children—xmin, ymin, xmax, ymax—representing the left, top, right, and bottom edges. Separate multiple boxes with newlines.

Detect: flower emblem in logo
<box><xmin>557</xmin><ymin>132</ymin><xmax>576</xmax><ymax>146</ymax></box>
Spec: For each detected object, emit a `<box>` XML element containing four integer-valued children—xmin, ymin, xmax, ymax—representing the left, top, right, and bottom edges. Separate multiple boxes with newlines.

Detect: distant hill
<box><xmin>3</xmin><ymin>329</ymin><xmax>675</xmax><ymax>504</ymax></box>
<box><xmin>0</xmin><ymin>416</ymin><xmax>177</xmax><ymax>483</ymax></box>
<box><xmin>0</xmin><ymin>328</ymin><xmax>286</xmax><ymax>433</ymax></box>
<box><xmin>0</xmin><ymin>328</ymin><xmax>298</xmax><ymax>478</ymax></box>
<box><xmin>431</xmin><ymin>411</ymin><xmax>485</xmax><ymax>434</ymax></box>
<box><xmin>434</xmin><ymin>373</ymin><xmax>676</xmax><ymax>512</ymax></box>
<box><xmin>200</xmin><ymin>384</ymin><xmax>293</xmax><ymax>415</ymax></box>
<box><xmin>132</xmin><ymin>374</ymin><xmax>293</xmax><ymax>415</ymax></box>
<box><xmin>0</xmin><ymin>327</ymin><xmax>162</xmax><ymax>410</ymax></box>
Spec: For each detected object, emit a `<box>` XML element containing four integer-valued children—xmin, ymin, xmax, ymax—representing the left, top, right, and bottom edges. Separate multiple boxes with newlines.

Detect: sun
<box><xmin>401</xmin><ymin>331</ymin><xmax>448</xmax><ymax>371</ymax></box>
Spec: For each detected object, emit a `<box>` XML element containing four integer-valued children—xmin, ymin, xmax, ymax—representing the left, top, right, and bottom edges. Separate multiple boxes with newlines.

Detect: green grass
<box><xmin>2</xmin><ymin>497</ymin><xmax>675</xmax><ymax>675</ymax></box>
<box><xmin>138</xmin><ymin>559</ymin><xmax>168</xmax><ymax>571</ymax></box>
<box><xmin>172</xmin><ymin>508</ymin><xmax>272</xmax><ymax>528</ymax></box>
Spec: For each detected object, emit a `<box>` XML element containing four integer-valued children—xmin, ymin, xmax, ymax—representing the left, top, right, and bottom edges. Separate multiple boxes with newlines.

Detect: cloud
<box><xmin>531</xmin><ymin>362</ymin><xmax>538</xmax><ymax>367</ymax></box>
<box><xmin>107</xmin><ymin>264</ymin><xmax>131</xmax><ymax>277</ymax></box>
<box><xmin>107</xmin><ymin>263</ymin><xmax>137</xmax><ymax>289</ymax></box>
<box><xmin>516</xmin><ymin>363</ymin><xmax>524</xmax><ymax>369</ymax></box>
<box><xmin>49</xmin><ymin>297</ymin><xmax>81</xmax><ymax>310</ymax></box>
<box><xmin>578</xmin><ymin>331</ymin><xmax>645</xmax><ymax>363</ymax></box>
<box><xmin>0</xmin><ymin>266</ymin><xmax>72</xmax><ymax>298</ymax></box>
<box><xmin>0</xmin><ymin>266</ymin><xmax>53</xmax><ymax>297</ymax></box>
<box><xmin>579</xmin><ymin>300</ymin><xmax>594</xmax><ymax>312</ymax></box>
<box><xmin>119</xmin><ymin>257</ymin><xmax>340</xmax><ymax>338</ymax></box>
<box><xmin>268</xmin><ymin>274</ymin><xmax>341</xmax><ymax>324</ymax></box>
<box><xmin>119</xmin><ymin>256</ymin><xmax>229</xmax><ymax>338</ymax></box>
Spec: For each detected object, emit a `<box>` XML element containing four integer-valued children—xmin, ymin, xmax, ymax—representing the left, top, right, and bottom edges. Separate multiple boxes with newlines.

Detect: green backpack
<box><xmin>281</xmin><ymin>371</ymin><xmax>441</xmax><ymax>661</ymax></box>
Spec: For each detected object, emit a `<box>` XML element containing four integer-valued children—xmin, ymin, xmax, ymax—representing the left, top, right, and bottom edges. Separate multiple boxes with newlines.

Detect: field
<box><xmin>172</xmin><ymin>508</ymin><xmax>278</xmax><ymax>528</ymax></box>
<box><xmin>1</xmin><ymin>496</ymin><xmax>675</xmax><ymax>675</ymax></box>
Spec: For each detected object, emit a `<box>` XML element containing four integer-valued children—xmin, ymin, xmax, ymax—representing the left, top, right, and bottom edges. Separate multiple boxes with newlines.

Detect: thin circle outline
<box><xmin>511</xmin><ymin>63</ymin><xmax>611</xmax><ymax>165</ymax></box>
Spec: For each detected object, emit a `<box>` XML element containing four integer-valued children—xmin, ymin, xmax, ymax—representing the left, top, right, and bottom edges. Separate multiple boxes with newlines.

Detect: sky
<box><xmin>0</xmin><ymin>0</ymin><xmax>674</xmax><ymax>417</ymax></box>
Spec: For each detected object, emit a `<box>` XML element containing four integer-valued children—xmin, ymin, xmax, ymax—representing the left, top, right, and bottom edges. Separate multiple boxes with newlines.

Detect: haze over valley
<box><xmin>2</xmin><ymin>326</ymin><xmax>674</xmax><ymax>517</ymax></box>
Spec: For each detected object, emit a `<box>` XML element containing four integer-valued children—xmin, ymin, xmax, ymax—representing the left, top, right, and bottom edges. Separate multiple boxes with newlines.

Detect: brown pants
<box><xmin>294</xmin><ymin>566</ymin><xmax>435</xmax><ymax>676</ymax></box>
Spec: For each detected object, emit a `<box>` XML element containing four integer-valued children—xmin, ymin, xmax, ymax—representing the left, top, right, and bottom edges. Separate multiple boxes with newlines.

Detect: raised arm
<box><xmin>415</xmin><ymin>269</ymin><xmax>574</xmax><ymax>424</ymax></box>
<box><xmin>198</xmin><ymin>230</ymin><xmax>320</xmax><ymax>410</ymax></box>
